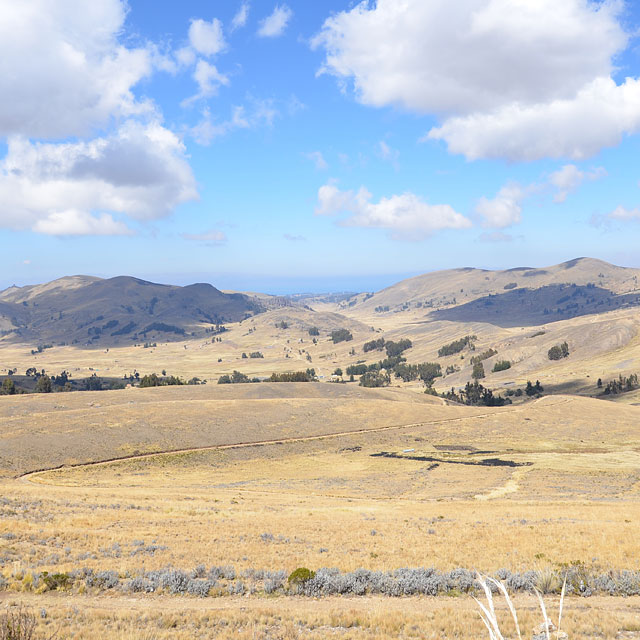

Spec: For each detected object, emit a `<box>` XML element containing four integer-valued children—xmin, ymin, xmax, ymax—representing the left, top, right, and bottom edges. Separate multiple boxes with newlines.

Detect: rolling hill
<box><xmin>0</xmin><ymin>275</ymin><xmax>264</xmax><ymax>345</ymax></box>
<box><xmin>337</xmin><ymin>257</ymin><xmax>640</xmax><ymax>324</ymax></box>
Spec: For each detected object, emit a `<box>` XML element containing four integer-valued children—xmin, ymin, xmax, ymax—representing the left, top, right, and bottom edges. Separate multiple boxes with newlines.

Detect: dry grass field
<box><xmin>2</xmin><ymin>383</ymin><xmax>640</xmax><ymax>638</ymax></box>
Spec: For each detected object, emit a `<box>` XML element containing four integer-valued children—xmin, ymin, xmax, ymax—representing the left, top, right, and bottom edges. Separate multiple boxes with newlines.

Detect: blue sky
<box><xmin>2</xmin><ymin>0</ymin><xmax>640</xmax><ymax>293</ymax></box>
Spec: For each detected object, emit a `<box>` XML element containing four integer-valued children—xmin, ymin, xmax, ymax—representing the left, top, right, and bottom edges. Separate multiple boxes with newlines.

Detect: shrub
<box><xmin>288</xmin><ymin>567</ymin><xmax>316</xmax><ymax>587</ymax></box>
<box><xmin>0</xmin><ymin>607</ymin><xmax>39</xmax><ymax>640</ymax></box>
<box><xmin>548</xmin><ymin>341</ymin><xmax>569</xmax><ymax>360</ymax></box>
<box><xmin>330</xmin><ymin>329</ymin><xmax>353</xmax><ymax>344</ymax></box>
<box><xmin>308</xmin><ymin>327</ymin><xmax>319</xmax><ymax>336</ymax></box>
<box><xmin>249</xmin><ymin>352</ymin><xmax>264</xmax><ymax>359</ymax></box>
<box><xmin>492</xmin><ymin>360</ymin><xmax>511</xmax><ymax>372</ymax></box>
<box><xmin>34</xmin><ymin>375</ymin><xmax>52</xmax><ymax>393</ymax></box>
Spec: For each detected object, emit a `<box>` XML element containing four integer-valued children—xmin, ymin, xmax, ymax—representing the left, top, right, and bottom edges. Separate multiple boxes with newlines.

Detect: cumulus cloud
<box><xmin>549</xmin><ymin>164</ymin><xmax>607</xmax><ymax>202</ymax></box>
<box><xmin>258</xmin><ymin>4</ymin><xmax>292</xmax><ymax>38</ymax></box>
<box><xmin>303</xmin><ymin>151</ymin><xmax>328</xmax><ymax>170</ymax></box>
<box><xmin>0</xmin><ymin>121</ymin><xmax>197</xmax><ymax>235</ymax></box>
<box><xmin>188</xmin><ymin>18</ymin><xmax>226</xmax><ymax>57</ymax></box>
<box><xmin>231</xmin><ymin>3</ymin><xmax>250</xmax><ymax>31</ymax></box>
<box><xmin>182</xmin><ymin>230</ymin><xmax>227</xmax><ymax>246</ymax></box>
<box><xmin>33</xmin><ymin>210</ymin><xmax>131</xmax><ymax>236</ymax></box>
<box><xmin>314</xmin><ymin>0</ymin><xmax>638</xmax><ymax>161</ymax></box>
<box><xmin>0</xmin><ymin>0</ymin><xmax>155</xmax><ymax>139</ymax></box>
<box><xmin>475</xmin><ymin>183</ymin><xmax>525</xmax><ymax>228</ymax></box>
<box><xmin>315</xmin><ymin>181</ymin><xmax>471</xmax><ymax>238</ymax></box>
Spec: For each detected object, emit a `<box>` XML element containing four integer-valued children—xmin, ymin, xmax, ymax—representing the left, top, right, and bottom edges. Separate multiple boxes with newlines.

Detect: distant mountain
<box><xmin>339</xmin><ymin>258</ymin><xmax>640</xmax><ymax>326</ymax></box>
<box><xmin>0</xmin><ymin>275</ymin><xmax>264</xmax><ymax>345</ymax></box>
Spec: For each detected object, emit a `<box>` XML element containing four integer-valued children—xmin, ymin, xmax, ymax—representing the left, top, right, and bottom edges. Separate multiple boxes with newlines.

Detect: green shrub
<box><xmin>287</xmin><ymin>567</ymin><xmax>315</xmax><ymax>586</ymax></box>
<box><xmin>492</xmin><ymin>360</ymin><xmax>511</xmax><ymax>372</ymax></box>
<box><xmin>548</xmin><ymin>342</ymin><xmax>569</xmax><ymax>360</ymax></box>
<box><xmin>308</xmin><ymin>326</ymin><xmax>319</xmax><ymax>336</ymax></box>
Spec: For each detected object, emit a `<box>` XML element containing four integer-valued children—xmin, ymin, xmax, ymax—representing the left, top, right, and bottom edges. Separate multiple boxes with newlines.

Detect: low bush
<box><xmin>492</xmin><ymin>360</ymin><xmax>511</xmax><ymax>372</ymax></box>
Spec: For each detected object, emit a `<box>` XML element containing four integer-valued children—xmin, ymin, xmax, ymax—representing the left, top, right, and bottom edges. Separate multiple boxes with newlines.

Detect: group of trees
<box><xmin>139</xmin><ymin>373</ymin><xmax>185</xmax><ymax>388</ymax></box>
<box><xmin>331</xmin><ymin>328</ymin><xmax>353</xmax><ymax>344</ymax></box>
<box><xmin>441</xmin><ymin>381</ymin><xmax>506</xmax><ymax>406</ymax></box>
<box><xmin>598</xmin><ymin>373</ymin><xmax>639</xmax><ymax>395</ymax></box>
<box><xmin>470</xmin><ymin>348</ymin><xmax>497</xmax><ymax>365</ymax></box>
<box><xmin>437</xmin><ymin>335</ymin><xmax>477</xmax><ymax>357</ymax></box>
<box><xmin>363</xmin><ymin>337</ymin><xmax>413</xmax><ymax>357</ymax></box>
<box><xmin>548</xmin><ymin>342</ymin><xmax>570</xmax><ymax>360</ymax></box>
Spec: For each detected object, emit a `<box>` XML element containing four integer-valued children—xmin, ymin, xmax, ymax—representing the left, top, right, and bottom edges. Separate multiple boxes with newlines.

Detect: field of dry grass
<box><xmin>2</xmin><ymin>383</ymin><xmax>640</xmax><ymax>637</ymax></box>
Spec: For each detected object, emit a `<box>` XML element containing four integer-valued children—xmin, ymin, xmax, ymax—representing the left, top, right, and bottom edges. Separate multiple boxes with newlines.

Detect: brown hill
<box><xmin>339</xmin><ymin>258</ymin><xmax>640</xmax><ymax>323</ymax></box>
<box><xmin>0</xmin><ymin>275</ymin><xmax>263</xmax><ymax>346</ymax></box>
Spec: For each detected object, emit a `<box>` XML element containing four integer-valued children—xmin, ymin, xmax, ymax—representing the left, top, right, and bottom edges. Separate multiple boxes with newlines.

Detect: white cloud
<box><xmin>231</xmin><ymin>3</ymin><xmax>250</xmax><ymax>31</ymax></box>
<box><xmin>549</xmin><ymin>165</ymin><xmax>584</xmax><ymax>203</ymax></box>
<box><xmin>303</xmin><ymin>151</ymin><xmax>328</xmax><ymax>170</ymax></box>
<box><xmin>376</xmin><ymin>141</ymin><xmax>399</xmax><ymax>168</ymax></box>
<box><xmin>0</xmin><ymin>121</ymin><xmax>197</xmax><ymax>235</ymax></box>
<box><xmin>548</xmin><ymin>164</ymin><xmax>607</xmax><ymax>202</ymax></box>
<box><xmin>314</xmin><ymin>0</ymin><xmax>638</xmax><ymax>161</ymax></box>
<box><xmin>315</xmin><ymin>181</ymin><xmax>358</xmax><ymax>216</ymax></box>
<box><xmin>33</xmin><ymin>210</ymin><xmax>131</xmax><ymax>236</ymax></box>
<box><xmin>185</xmin><ymin>60</ymin><xmax>230</xmax><ymax>104</ymax></box>
<box><xmin>190</xmin><ymin>100</ymin><xmax>277</xmax><ymax>146</ymax></box>
<box><xmin>427</xmin><ymin>77</ymin><xmax>640</xmax><ymax>161</ymax></box>
<box><xmin>0</xmin><ymin>0</ymin><xmax>155</xmax><ymax>139</ymax></box>
<box><xmin>188</xmin><ymin>18</ymin><xmax>226</xmax><ymax>57</ymax></box>
<box><xmin>476</xmin><ymin>183</ymin><xmax>525</xmax><ymax>228</ymax></box>
<box><xmin>315</xmin><ymin>181</ymin><xmax>471</xmax><ymax>238</ymax></box>
<box><xmin>258</xmin><ymin>4</ymin><xmax>292</xmax><ymax>38</ymax></box>
<box><xmin>609</xmin><ymin>206</ymin><xmax>640</xmax><ymax>221</ymax></box>
<box><xmin>182</xmin><ymin>230</ymin><xmax>227</xmax><ymax>246</ymax></box>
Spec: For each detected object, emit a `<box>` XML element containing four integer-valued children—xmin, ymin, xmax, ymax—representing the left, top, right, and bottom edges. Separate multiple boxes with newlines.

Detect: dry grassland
<box><xmin>2</xmin><ymin>383</ymin><xmax>640</xmax><ymax>637</ymax></box>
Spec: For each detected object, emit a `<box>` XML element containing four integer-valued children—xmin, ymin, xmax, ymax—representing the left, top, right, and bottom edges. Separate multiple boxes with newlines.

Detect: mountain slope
<box><xmin>340</xmin><ymin>258</ymin><xmax>640</xmax><ymax>324</ymax></box>
<box><xmin>0</xmin><ymin>276</ymin><xmax>264</xmax><ymax>345</ymax></box>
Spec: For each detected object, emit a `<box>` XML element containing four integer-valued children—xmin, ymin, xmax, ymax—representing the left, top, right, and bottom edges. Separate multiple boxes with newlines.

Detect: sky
<box><xmin>2</xmin><ymin>0</ymin><xmax>640</xmax><ymax>294</ymax></box>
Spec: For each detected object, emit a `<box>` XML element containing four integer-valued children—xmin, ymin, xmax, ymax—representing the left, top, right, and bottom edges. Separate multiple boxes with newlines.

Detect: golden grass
<box><xmin>3</xmin><ymin>383</ymin><xmax>640</xmax><ymax>637</ymax></box>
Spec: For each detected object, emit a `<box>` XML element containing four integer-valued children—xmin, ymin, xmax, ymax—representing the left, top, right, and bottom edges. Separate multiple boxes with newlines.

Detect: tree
<box><xmin>34</xmin><ymin>375</ymin><xmax>52</xmax><ymax>393</ymax></box>
<box><xmin>472</xmin><ymin>362</ymin><xmax>485</xmax><ymax>380</ymax></box>
<box><xmin>333</xmin><ymin>368</ymin><xmax>343</xmax><ymax>376</ymax></box>
<box><xmin>359</xmin><ymin>371</ymin><xmax>390</xmax><ymax>388</ymax></box>
<box><xmin>308</xmin><ymin>327</ymin><xmax>319</xmax><ymax>336</ymax></box>
<box><xmin>1</xmin><ymin>378</ymin><xmax>15</xmax><ymax>395</ymax></box>
<box><xmin>548</xmin><ymin>342</ymin><xmax>569</xmax><ymax>361</ymax></box>
<box><xmin>331</xmin><ymin>328</ymin><xmax>353</xmax><ymax>344</ymax></box>
<box><xmin>492</xmin><ymin>360</ymin><xmax>511</xmax><ymax>372</ymax></box>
